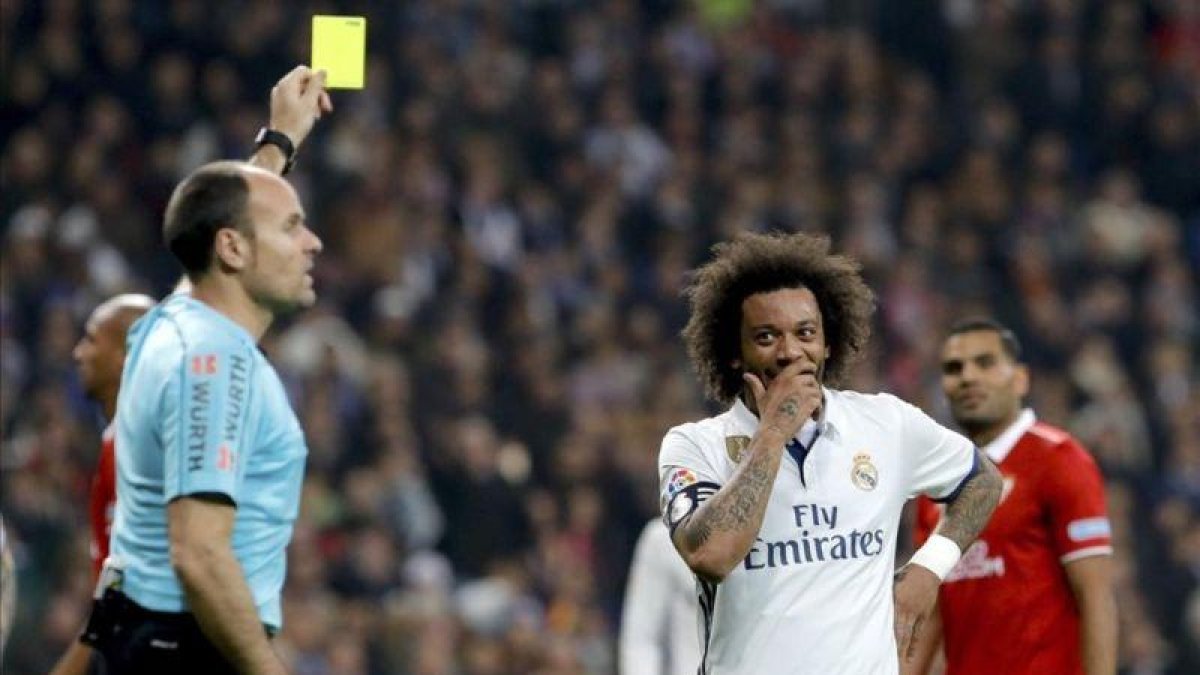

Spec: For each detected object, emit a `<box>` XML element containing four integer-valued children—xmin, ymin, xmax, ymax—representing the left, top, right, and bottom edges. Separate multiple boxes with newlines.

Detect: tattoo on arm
<box><xmin>681</xmin><ymin>441</ymin><xmax>780</xmax><ymax>552</ymax></box>
<box><xmin>938</xmin><ymin>450</ymin><xmax>1002</xmax><ymax>550</ymax></box>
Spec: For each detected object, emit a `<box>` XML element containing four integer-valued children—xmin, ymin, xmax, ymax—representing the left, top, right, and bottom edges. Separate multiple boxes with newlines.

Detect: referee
<box><xmin>80</xmin><ymin>66</ymin><xmax>331</xmax><ymax>674</ymax></box>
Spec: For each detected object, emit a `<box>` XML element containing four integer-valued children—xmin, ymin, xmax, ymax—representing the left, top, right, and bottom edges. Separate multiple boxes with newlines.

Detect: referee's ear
<box><xmin>213</xmin><ymin>227</ymin><xmax>252</xmax><ymax>273</ymax></box>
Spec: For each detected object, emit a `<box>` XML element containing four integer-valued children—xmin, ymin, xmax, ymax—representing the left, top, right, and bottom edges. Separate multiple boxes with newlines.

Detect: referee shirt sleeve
<box><xmin>160</xmin><ymin>333</ymin><xmax>256</xmax><ymax>505</ymax></box>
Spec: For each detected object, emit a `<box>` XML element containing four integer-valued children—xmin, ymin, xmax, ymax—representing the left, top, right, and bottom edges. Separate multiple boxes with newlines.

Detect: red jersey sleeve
<box><xmin>912</xmin><ymin>496</ymin><xmax>940</xmax><ymax>547</ymax></box>
<box><xmin>1041</xmin><ymin>435</ymin><xmax>1111</xmax><ymax>563</ymax></box>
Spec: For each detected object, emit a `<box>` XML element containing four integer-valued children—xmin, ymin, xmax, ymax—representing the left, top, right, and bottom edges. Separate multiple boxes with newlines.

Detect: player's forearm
<box><xmin>49</xmin><ymin>639</ymin><xmax>94</xmax><ymax>675</ymax></box>
<box><xmin>674</xmin><ymin>428</ymin><xmax>787</xmax><ymax>581</ymax></box>
<box><xmin>1077</xmin><ymin>571</ymin><xmax>1118</xmax><ymax>675</ymax></box>
<box><xmin>248</xmin><ymin>145</ymin><xmax>290</xmax><ymax>175</ymax></box>
<box><xmin>934</xmin><ymin>451</ymin><xmax>1001</xmax><ymax>551</ymax></box>
<box><xmin>173</xmin><ymin>542</ymin><xmax>284</xmax><ymax>675</ymax></box>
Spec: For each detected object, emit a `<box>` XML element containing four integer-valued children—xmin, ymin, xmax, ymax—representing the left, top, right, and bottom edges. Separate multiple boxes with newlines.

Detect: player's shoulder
<box><xmin>1020</xmin><ymin>421</ymin><xmax>1101</xmax><ymax>469</ymax></box>
<box><xmin>825</xmin><ymin>388</ymin><xmax>913</xmax><ymax>427</ymax></box>
<box><xmin>1024</xmin><ymin>421</ymin><xmax>1088</xmax><ymax>455</ymax></box>
<box><xmin>828</xmin><ymin>388</ymin><xmax>903</xmax><ymax>410</ymax></box>
<box><xmin>154</xmin><ymin>295</ymin><xmax>255</xmax><ymax>353</ymax></box>
<box><xmin>663</xmin><ymin>409</ymin><xmax>727</xmax><ymax>445</ymax></box>
<box><xmin>659</xmin><ymin>408</ymin><xmax>742</xmax><ymax>470</ymax></box>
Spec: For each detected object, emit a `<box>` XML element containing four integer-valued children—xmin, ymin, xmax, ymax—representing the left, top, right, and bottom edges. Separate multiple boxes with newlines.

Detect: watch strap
<box><xmin>254</xmin><ymin>127</ymin><xmax>296</xmax><ymax>175</ymax></box>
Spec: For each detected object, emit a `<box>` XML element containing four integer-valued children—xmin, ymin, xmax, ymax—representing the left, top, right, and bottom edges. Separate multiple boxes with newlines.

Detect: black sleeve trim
<box><xmin>169</xmin><ymin>492</ymin><xmax>237</xmax><ymax>507</ymax></box>
<box><xmin>933</xmin><ymin>449</ymin><xmax>980</xmax><ymax>504</ymax></box>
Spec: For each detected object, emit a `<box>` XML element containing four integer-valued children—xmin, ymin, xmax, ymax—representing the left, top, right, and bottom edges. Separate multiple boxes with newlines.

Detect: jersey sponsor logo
<box><xmin>191</xmin><ymin>354</ymin><xmax>218</xmax><ymax>375</ymax></box>
<box><xmin>725</xmin><ymin>435</ymin><xmax>750</xmax><ymax>462</ymax></box>
<box><xmin>1067</xmin><ymin>517</ymin><xmax>1111</xmax><ymax>542</ymax></box>
<box><xmin>223</xmin><ymin>353</ymin><xmax>249</xmax><ymax>445</ymax></box>
<box><xmin>187</xmin><ymin>379</ymin><xmax>211</xmax><ymax>472</ymax></box>
<box><xmin>850</xmin><ymin>453</ymin><xmax>878</xmax><ymax>491</ymax></box>
<box><xmin>216</xmin><ymin>444</ymin><xmax>237</xmax><ymax>472</ymax></box>
<box><xmin>945</xmin><ymin>540</ymin><xmax>1005</xmax><ymax>582</ymax></box>
<box><xmin>744</xmin><ymin>502</ymin><xmax>886</xmax><ymax>570</ymax></box>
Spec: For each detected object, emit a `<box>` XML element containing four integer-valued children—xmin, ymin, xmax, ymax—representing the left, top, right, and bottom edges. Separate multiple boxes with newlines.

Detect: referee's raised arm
<box><xmin>249</xmin><ymin>66</ymin><xmax>332</xmax><ymax>176</ymax></box>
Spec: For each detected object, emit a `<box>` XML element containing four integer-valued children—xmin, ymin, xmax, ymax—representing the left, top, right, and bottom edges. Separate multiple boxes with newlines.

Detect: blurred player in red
<box><xmin>50</xmin><ymin>294</ymin><xmax>154</xmax><ymax>675</ymax></box>
<box><xmin>905</xmin><ymin>319</ymin><xmax>1117</xmax><ymax>675</ymax></box>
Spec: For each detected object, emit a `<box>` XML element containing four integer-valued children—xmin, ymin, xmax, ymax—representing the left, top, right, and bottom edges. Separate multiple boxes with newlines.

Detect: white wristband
<box><xmin>908</xmin><ymin>534</ymin><xmax>962</xmax><ymax>580</ymax></box>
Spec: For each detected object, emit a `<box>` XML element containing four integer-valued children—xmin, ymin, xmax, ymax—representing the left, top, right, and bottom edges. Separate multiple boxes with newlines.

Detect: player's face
<box><xmin>940</xmin><ymin>330</ymin><xmax>1029</xmax><ymax>433</ymax></box>
<box><xmin>73</xmin><ymin>309</ymin><xmax>125</xmax><ymax>401</ymax></box>
<box><xmin>241</xmin><ymin>173</ymin><xmax>323</xmax><ymax>313</ymax></box>
<box><xmin>736</xmin><ymin>286</ymin><xmax>830</xmax><ymax>391</ymax></box>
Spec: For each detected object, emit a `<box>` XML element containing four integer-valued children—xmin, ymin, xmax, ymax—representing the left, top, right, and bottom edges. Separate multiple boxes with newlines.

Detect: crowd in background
<box><xmin>1</xmin><ymin>0</ymin><xmax>1198</xmax><ymax>673</ymax></box>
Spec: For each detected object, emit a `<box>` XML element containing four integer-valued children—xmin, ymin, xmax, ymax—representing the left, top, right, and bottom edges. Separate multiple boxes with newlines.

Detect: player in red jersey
<box><xmin>903</xmin><ymin>319</ymin><xmax>1117</xmax><ymax>675</ymax></box>
<box><xmin>76</xmin><ymin>295</ymin><xmax>156</xmax><ymax>576</ymax></box>
<box><xmin>50</xmin><ymin>294</ymin><xmax>154</xmax><ymax>675</ymax></box>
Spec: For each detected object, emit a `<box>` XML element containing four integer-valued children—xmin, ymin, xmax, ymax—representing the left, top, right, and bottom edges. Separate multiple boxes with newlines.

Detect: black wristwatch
<box><xmin>254</xmin><ymin>127</ymin><xmax>296</xmax><ymax>175</ymax></box>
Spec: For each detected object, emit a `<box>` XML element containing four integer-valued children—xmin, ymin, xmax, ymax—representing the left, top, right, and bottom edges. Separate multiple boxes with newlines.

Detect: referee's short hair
<box><xmin>946</xmin><ymin>318</ymin><xmax>1023</xmax><ymax>362</ymax></box>
<box><xmin>163</xmin><ymin>161</ymin><xmax>253</xmax><ymax>278</ymax></box>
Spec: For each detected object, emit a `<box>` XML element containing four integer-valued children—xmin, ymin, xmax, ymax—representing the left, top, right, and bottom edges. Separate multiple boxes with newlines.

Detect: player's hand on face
<box><xmin>744</xmin><ymin>359</ymin><xmax>823</xmax><ymax>440</ymax></box>
<box><xmin>268</xmin><ymin>66</ymin><xmax>334</xmax><ymax>148</ymax></box>
<box><xmin>893</xmin><ymin>563</ymin><xmax>940</xmax><ymax>663</ymax></box>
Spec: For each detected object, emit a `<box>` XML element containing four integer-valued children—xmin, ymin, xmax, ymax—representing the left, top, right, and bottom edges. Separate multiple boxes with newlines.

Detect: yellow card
<box><xmin>312</xmin><ymin>15</ymin><xmax>366</xmax><ymax>89</ymax></box>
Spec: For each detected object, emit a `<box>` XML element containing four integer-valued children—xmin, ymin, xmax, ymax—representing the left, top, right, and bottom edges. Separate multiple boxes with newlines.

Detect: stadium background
<box><xmin>1</xmin><ymin>0</ymin><xmax>1197</xmax><ymax>673</ymax></box>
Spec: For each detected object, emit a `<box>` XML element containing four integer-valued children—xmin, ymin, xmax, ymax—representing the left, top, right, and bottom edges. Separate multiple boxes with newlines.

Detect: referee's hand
<box><xmin>893</xmin><ymin>562</ymin><xmax>939</xmax><ymax>663</ymax></box>
<box><xmin>268</xmin><ymin>65</ymin><xmax>333</xmax><ymax>148</ymax></box>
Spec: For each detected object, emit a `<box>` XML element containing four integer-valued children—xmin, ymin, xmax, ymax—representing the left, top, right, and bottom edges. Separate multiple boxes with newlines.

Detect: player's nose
<box><xmin>777</xmin><ymin>334</ymin><xmax>804</xmax><ymax>363</ymax></box>
<box><xmin>958</xmin><ymin>362</ymin><xmax>980</xmax><ymax>381</ymax></box>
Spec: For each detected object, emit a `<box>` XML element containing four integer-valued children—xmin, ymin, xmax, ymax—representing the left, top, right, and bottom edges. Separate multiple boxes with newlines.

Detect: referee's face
<box><xmin>241</xmin><ymin>171</ymin><xmax>323</xmax><ymax>313</ymax></box>
<box><xmin>736</xmin><ymin>286</ymin><xmax>830</xmax><ymax>392</ymax></box>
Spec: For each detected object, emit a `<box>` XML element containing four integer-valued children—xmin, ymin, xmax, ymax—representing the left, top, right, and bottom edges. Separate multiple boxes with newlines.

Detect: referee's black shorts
<box><xmin>81</xmin><ymin>588</ymin><xmax>251</xmax><ymax>675</ymax></box>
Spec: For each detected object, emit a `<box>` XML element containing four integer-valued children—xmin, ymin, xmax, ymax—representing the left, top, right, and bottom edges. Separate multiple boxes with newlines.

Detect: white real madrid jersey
<box><xmin>657</xmin><ymin>388</ymin><xmax>975</xmax><ymax>675</ymax></box>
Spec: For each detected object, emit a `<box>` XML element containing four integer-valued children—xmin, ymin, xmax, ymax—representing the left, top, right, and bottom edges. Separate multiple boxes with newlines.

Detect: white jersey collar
<box><xmin>983</xmin><ymin>408</ymin><xmax>1036</xmax><ymax>463</ymax></box>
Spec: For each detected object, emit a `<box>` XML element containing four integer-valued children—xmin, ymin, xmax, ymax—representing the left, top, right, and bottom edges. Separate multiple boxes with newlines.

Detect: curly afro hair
<box><xmin>682</xmin><ymin>232</ymin><xmax>876</xmax><ymax>404</ymax></box>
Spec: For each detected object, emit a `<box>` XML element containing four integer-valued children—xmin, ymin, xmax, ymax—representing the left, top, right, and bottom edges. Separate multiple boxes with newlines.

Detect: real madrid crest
<box><xmin>851</xmin><ymin>452</ymin><xmax>878</xmax><ymax>491</ymax></box>
<box><xmin>725</xmin><ymin>436</ymin><xmax>751</xmax><ymax>463</ymax></box>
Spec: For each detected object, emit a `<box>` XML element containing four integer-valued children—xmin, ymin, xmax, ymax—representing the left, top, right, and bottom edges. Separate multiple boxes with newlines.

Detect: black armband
<box><xmin>664</xmin><ymin>481</ymin><xmax>720</xmax><ymax>534</ymax></box>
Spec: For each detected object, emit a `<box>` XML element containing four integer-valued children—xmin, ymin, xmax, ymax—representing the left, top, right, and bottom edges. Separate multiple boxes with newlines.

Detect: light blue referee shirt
<box><xmin>108</xmin><ymin>293</ymin><xmax>307</xmax><ymax>630</ymax></box>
